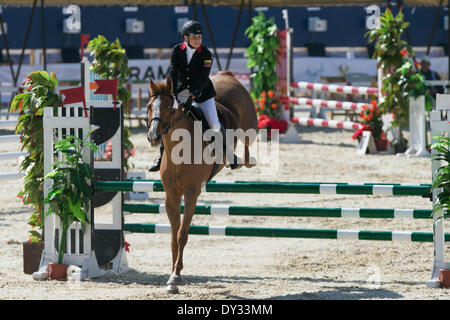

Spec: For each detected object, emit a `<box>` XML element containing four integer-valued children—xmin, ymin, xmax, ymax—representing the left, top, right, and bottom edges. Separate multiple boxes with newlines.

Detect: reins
<box><xmin>148</xmin><ymin>93</ymin><xmax>191</xmax><ymax>137</ymax></box>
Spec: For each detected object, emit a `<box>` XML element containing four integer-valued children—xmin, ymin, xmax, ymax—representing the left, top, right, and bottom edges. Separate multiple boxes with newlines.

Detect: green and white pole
<box><xmin>123</xmin><ymin>223</ymin><xmax>449</xmax><ymax>243</ymax></box>
<box><xmin>123</xmin><ymin>203</ymin><xmax>432</xmax><ymax>219</ymax></box>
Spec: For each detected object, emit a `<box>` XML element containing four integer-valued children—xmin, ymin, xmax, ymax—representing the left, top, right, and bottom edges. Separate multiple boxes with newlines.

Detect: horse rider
<box><xmin>420</xmin><ymin>55</ymin><xmax>445</xmax><ymax>99</ymax></box>
<box><xmin>149</xmin><ymin>19</ymin><xmax>238</xmax><ymax>172</ymax></box>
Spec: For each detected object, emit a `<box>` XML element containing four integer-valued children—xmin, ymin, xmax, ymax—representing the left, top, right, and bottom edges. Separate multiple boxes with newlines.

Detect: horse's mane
<box><xmin>151</xmin><ymin>81</ymin><xmax>173</xmax><ymax>96</ymax></box>
<box><xmin>216</xmin><ymin>70</ymin><xmax>235</xmax><ymax>77</ymax></box>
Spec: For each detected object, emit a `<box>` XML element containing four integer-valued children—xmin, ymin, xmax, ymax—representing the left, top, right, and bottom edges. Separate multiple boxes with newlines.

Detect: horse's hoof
<box><xmin>167</xmin><ymin>274</ymin><xmax>184</xmax><ymax>286</ymax></box>
<box><xmin>166</xmin><ymin>284</ymin><xmax>180</xmax><ymax>294</ymax></box>
<box><xmin>229</xmin><ymin>163</ymin><xmax>243</xmax><ymax>170</ymax></box>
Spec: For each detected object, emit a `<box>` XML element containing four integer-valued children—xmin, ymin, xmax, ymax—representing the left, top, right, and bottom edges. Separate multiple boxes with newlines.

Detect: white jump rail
<box><xmin>0</xmin><ymin>120</ymin><xmax>17</xmax><ymax>129</ymax></box>
<box><xmin>291</xmin><ymin>81</ymin><xmax>378</xmax><ymax>96</ymax></box>
<box><xmin>0</xmin><ymin>117</ymin><xmax>26</xmax><ymax>179</ymax></box>
<box><xmin>0</xmin><ymin>172</ymin><xmax>25</xmax><ymax>181</ymax></box>
<box><xmin>0</xmin><ymin>151</ymin><xmax>28</xmax><ymax>160</ymax></box>
<box><xmin>0</xmin><ymin>86</ymin><xmax>21</xmax><ymax>93</ymax></box>
<box><xmin>0</xmin><ymin>135</ymin><xmax>20</xmax><ymax>143</ymax></box>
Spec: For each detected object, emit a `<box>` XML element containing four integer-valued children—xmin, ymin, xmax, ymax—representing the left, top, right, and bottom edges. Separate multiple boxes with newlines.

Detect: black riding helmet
<box><xmin>181</xmin><ymin>20</ymin><xmax>203</xmax><ymax>37</ymax></box>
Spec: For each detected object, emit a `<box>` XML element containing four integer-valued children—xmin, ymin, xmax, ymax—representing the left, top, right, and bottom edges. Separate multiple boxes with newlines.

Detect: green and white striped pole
<box><xmin>123</xmin><ymin>223</ymin><xmax>449</xmax><ymax>242</ymax></box>
<box><xmin>123</xmin><ymin>203</ymin><xmax>432</xmax><ymax>219</ymax></box>
<box><xmin>96</xmin><ymin>180</ymin><xmax>431</xmax><ymax>197</ymax></box>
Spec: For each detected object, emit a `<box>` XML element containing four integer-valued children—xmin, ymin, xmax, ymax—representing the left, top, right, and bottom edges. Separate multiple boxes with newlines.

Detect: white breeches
<box><xmin>192</xmin><ymin>98</ymin><xmax>221</xmax><ymax>131</ymax></box>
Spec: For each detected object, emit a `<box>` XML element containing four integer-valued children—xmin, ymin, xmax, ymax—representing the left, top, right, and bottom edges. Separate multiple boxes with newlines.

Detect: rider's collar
<box><xmin>180</xmin><ymin>41</ymin><xmax>202</xmax><ymax>53</ymax></box>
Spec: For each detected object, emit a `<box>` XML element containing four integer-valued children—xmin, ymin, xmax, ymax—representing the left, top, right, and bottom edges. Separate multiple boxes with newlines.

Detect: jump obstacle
<box><xmin>29</xmin><ymin>58</ymin><xmax>447</xmax><ymax>289</ymax></box>
<box><xmin>124</xmin><ymin>224</ymin><xmax>444</xmax><ymax>243</ymax></box>
<box><xmin>279</xmin><ymin>79</ymin><xmax>377</xmax><ymax>144</ymax></box>
<box><xmin>279</xmin><ymin>26</ymin><xmax>428</xmax><ymax>156</ymax></box>
<box><xmin>96</xmin><ymin>179</ymin><xmax>430</xmax><ymax>196</ymax></box>
<box><xmin>290</xmin><ymin>117</ymin><xmax>362</xmax><ymax>131</ymax></box>
<box><xmin>290</xmin><ymin>81</ymin><xmax>379</xmax><ymax>96</ymax></box>
<box><xmin>123</xmin><ymin>203</ymin><xmax>433</xmax><ymax>219</ymax></box>
<box><xmin>281</xmin><ymin>80</ymin><xmax>429</xmax><ymax>157</ymax></box>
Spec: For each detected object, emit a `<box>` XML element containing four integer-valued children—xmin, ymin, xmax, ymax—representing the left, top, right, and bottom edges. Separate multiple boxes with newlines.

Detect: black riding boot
<box><xmin>149</xmin><ymin>144</ymin><xmax>164</xmax><ymax>172</ymax></box>
<box><xmin>220</xmin><ymin>125</ymin><xmax>239</xmax><ymax>170</ymax></box>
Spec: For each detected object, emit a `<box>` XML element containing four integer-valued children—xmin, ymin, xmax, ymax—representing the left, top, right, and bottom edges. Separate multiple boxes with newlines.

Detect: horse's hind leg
<box><xmin>244</xmin><ymin>134</ymin><xmax>257</xmax><ymax>168</ymax></box>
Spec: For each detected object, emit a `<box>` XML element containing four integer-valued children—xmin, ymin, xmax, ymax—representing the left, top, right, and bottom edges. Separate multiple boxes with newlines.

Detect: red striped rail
<box><xmin>291</xmin><ymin>81</ymin><xmax>378</xmax><ymax>96</ymax></box>
<box><xmin>290</xmin><ymin>117</ymin><xmax>363</xmax><ymax>130</ymax></box>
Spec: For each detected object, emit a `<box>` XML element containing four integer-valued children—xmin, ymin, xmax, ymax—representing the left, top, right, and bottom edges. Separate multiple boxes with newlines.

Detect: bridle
<box><xmin>147</xmin><ymin>93</ymin><xmax>190</xmax><ymax>138</ymax></box>
<box><xmin>147</xmin><ymin>93</ymin><xmax>175</xmax><ymax>137</ymax></box>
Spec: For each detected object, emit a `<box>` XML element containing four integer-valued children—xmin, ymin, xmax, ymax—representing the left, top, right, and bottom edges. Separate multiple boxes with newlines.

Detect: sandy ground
<box><xmin>0</xmin><ymin>110</ymin><xmax>449</xmax><ymax>300</ymax></box>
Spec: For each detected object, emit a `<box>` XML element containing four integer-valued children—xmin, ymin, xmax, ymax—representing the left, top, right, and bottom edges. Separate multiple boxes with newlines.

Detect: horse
<box><xmin>146</xmin><ymin>71</ymin><xmax>257</xmax><ymax>293</ymax></box>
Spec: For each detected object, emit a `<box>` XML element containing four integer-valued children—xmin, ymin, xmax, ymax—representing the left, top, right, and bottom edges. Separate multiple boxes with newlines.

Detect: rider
<box><xmin>149</xmin><ymin>20</ymin><xmax>238</xmax><ymax>171</ymax></box>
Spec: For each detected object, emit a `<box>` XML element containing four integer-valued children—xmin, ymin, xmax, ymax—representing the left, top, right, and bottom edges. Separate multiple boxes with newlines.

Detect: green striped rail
<box><xmin>122</xmin><ymin>203</ymin><xmax>432</xmax><ymax>219</ymax></box>
<box><xmin>96</xmin><ymin>180</ymin><xmax>431</xmax><ymax>197</ymax></box>
<box><xmin>123</xmin><ymin>223</ymin><xmax>449</xmax><ymax>242</ymax></box>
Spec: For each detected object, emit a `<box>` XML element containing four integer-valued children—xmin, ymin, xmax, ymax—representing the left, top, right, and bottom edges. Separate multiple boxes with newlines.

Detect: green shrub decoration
<box><xmin>87</xmin><ymin>35</ymin><xmax>131</xmax><ymax>111</ymax></box>
<box><xmin>431</xmin><ymin>136</ymin><xmax>450</xmax><ymax>220</ymax></box>
<box><xmin>87</xmin><ymin>35</ymin><xmax>134</xmax><ymax>173</ymax></box>
<box><xmin>245</xmin><ymin>11</ymin><xmax>280</xmax><ymax>118</ymax></box>
<box><xmin>44</xmin><ymin>133</ymin><xmax>97</xmax><ymax>264</ymax></box>
<box><xmin>10</xmin><ymin>71</ymin><xmax>62</xmax><ymax>242</ymax></box>
<box><xmin>366</xmin><ymin>8</ymin><xmax>433</xmax><ymax>128</ymax></box>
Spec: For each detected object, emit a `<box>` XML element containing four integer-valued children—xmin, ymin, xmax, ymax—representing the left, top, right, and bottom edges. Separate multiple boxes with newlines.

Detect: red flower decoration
<box><xmin>257</xmin><ymin>114</ymin><xmax>288</xmax><ymax>137</ymax></box>
<box><xmin>352</xmin><ymin>125</ymin><xmax>372</xmax><ymax>140</ymax></box>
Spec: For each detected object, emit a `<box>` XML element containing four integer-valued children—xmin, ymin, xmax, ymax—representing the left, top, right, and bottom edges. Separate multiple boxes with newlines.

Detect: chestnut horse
<box><xmin>146</xmin><ymin>71</ymin><xmax>257</xmax><ymax>293</ymax></box>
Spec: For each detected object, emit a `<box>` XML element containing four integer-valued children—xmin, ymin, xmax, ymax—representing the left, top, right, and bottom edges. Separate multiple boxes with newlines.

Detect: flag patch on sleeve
<box><xmin>203</xmin><ymin>60</ymin><xmax>212</xmax><ymax>68</ymax></box>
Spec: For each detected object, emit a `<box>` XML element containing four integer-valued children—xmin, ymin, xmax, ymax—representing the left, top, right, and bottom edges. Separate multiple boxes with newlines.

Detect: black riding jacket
<box><xmin>169</xmin><ymin>42</ymin><xmax>216</xmax><ymax>103</ymax></box>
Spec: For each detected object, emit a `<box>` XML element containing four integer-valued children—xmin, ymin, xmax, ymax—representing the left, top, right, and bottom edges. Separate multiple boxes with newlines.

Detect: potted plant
<box><xmin>430</xmin><ymin>136</ymin><xmax>450</xmax><ymax>287</ymax></box>
<box><xmin>245</xmin><ymin>13</ymin><xmax>287</xmax><ymax>136</ymax></box>
<box><xmin>10</xmin><ymin>71</ymin><xmax>62</xmax><ymax>274</ymax></box>
<box><xmin>245</xmin><ymin>11</ymin><xmax>287</xmax><ymax>136</ymax></box>
<box><xmin>44</xmin><ymin>133</ymin><xmax>97</xmax><ymax>280</ymax></box>
<box><xmin>366</xmin><ymin>8</ymin><xmax>432</xmax><ymax>153</ymax></box>
<box><xmin>352</xmin><ymin>100</ymin><xmax>388</xmax><ymax>151</ymax></box>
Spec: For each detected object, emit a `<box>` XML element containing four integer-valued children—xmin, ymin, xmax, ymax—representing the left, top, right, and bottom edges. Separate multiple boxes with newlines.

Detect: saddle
<box><xmin>182</xmin><ymin>98</ymin><xmax>212</xmax><ymax>133</ymax></box>
<box><xmin>180</xmin><ymin>97</ymin><xmax>236</xmax><ymax>181</ymax></box>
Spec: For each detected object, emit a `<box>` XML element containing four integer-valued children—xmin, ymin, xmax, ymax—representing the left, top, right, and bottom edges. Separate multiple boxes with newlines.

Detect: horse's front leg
<box><xmin>164</xmin><ymin>188</ymin><xmax>183</xmax><ymax>293</ymax></box>
<box><xmin>173</xmin><ymin>186</ymin><xmax>201</xmax><ymax>277</ymax></box>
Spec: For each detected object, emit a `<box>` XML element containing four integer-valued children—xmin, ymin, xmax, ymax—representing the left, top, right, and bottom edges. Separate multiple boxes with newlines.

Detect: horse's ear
<box><xmin>166</xmin><ymin>76</ymin><xmax>173</xmax><ymax>94</ymax></box>
<box><xmin>149</xmin><ymin>78</ymin><xmax>156</xmax><ymax>94</ymax></box>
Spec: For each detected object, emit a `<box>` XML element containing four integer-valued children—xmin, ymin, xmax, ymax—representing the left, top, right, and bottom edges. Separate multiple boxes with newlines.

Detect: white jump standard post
<box><xmin>280</xmin><ymin>9</ymin><xmax>301</xmax><ymax>144</ymax></box>
<box><xmin>427</xmin><ymin>94</ymin><xmax>450</xmax><ymax>288</ymax></box>
<box><xmin>35</xmin><ymin>106</ymin><xmax>105</xmax><ymax>280</ymax></box>
<box><xmin>403</xmin><ymin>96</ymin><xmax>430</xmax><ymax>158</ymax></box>
<box><xmin>33</xmin><ymin>58</ymin><xmax>129</xmax><ymax>280</ymax></box>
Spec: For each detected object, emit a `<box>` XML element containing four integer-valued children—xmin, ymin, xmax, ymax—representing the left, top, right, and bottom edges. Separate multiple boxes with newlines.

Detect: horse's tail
<box><xmin>216</xmin><ymin>70</ymin><xmax>235</xmax><ymax>78</ymax></box>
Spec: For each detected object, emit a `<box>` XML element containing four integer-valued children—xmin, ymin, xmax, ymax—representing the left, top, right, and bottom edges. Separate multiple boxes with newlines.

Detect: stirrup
<box><xmin>148</xmin><ymin>156</ymin><xmax>162</xmax><ymax>172</ymax></box>
<box><xmin>227</xmin><ymin>154</ymin><xmax>240</xmax><ymax>170</ymax></box>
